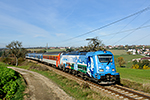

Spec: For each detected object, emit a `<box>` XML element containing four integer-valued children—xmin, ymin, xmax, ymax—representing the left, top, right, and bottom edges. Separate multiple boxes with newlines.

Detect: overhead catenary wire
<box><xmin>100</xmin><ymin>25</ymin><xmax>150</xmax><ymax>37</ymax></box>
<box><xmin>111</xmin><ymin>18</ymin><xmax>150</xmax><ymax>45</ymax></box>
<box><xmin>131</xmin><ymin>34</ymin><xmax>150</xmax><ymax>44</ymax></box>
<box><xmin>57</xmin><ymin>25</ymin><xmax>150</xmax><ymax>47</ymax></box>
<box><xmin>105</xmin><ymin>1</ymin><xmax>149</xmax><ymax>43</ymax></box>
<box><xmin>105</xmin><ymin>12</ymin><xmax>142</xmax><ymax>43</ymax></box>
<box><xmin>61</xmin><ymin>6</ymin><xmax>150</xmax><ymax>42</ymax></box>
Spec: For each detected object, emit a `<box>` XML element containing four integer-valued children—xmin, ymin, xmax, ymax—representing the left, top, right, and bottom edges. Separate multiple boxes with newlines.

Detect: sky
<box><xmin>0</xmin><ymin>0</ymin><xmax>150</xmax><ymax>48</ymax></box>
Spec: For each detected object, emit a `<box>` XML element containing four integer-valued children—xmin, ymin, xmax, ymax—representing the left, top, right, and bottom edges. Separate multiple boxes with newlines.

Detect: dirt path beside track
<box><xmin>7</xmin><ymin>67</ymin><xmax>74</xmax><ymax>100</ymax></box>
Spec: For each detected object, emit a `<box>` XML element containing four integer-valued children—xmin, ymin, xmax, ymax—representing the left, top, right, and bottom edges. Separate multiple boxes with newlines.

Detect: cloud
<box><xmin>0</xmin><ymin>0</ymin><xmax>64</xmax><ymax>34</ymax></box>
<box><xmin>0</xmin><ymin>14</ymin><xmax>54</xmax><ymax>39</ymax></box>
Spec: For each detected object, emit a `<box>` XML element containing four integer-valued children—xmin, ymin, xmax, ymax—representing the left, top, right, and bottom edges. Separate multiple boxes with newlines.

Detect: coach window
<box><xmin>78</xmin><ymin>65</ymin><xmax>82</xmax><ymax>69</ymax></box>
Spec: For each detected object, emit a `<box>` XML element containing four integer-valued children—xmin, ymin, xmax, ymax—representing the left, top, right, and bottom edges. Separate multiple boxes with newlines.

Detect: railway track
<box><xmin>28</xmin><ymin>59</ymin><xmax>150</xmax><ymax>100</ymax></box>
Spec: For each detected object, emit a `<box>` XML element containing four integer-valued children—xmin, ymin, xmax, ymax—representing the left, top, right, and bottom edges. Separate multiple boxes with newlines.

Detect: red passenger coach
<box><xmin>43</xmin><ymin>52</ymin><xmax>61</xmax><ymax>67</ymax></box>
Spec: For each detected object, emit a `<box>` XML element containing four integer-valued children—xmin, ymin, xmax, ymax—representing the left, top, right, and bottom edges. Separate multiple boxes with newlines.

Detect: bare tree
<box><xmin>6</xmin><ymin>41</ymin><xmax>27</xmax><ymax>66</ymax></box>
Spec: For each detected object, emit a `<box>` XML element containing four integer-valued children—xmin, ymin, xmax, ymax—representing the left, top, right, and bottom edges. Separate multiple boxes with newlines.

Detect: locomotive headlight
<box><xmin>112</xmin><ymin>69</ymin><xmax>115</xmax><ymax>71</ymax></box>
<box><xmin>99</xmin><ymin>69</ymin><xmax>104</xmax><ymax>72</ymax></box>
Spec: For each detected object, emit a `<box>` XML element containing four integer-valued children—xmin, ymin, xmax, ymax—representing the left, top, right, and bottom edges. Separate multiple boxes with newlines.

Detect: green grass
<box><xmin>109</xmin><ymin>50</ymin><xmax>144</xmax><ymax>68</ymax></box>
<box><xmin>117</xmin><ymin>67</ymin><xmax>150</xmax><ymax>93</ymax></box>
<box><xmin>17</xmin><ymin>61</ymin><xmax>111</xmax><ymax>100</ymax></box>
<box><xmin>0</xmin><ymin>62</ymin><xmax>7</xmax><ymax>67</ymax></box>
<box><xmin>117</xmin><ymin>67</ymin><xmax>150</xmax><ymax>84</ymax></box>
<box><xmin>114</xmin><ymin>54</ymin><xmax>144</xmax><ymax>68</ymax></box>
<box><xmin>32</xmin><ymin>69</ymin><xmax>111</xmax><ymax>100</ymax></box>
<box><xmin>0</xmin><ymin>62</ymin><xmax>5</xmax><ymax>67</ymax></box>
<box><xmin>114</xmin><ymin>54</ymin><xmax>143</xmax><ymax>62</ymax></box>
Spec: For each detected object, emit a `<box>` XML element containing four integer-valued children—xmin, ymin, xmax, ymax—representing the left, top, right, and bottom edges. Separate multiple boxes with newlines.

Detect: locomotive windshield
<box><xmin>97</xmin><ymin>55</ymin><xmax>112</xmax><ymax>63</ymax></box>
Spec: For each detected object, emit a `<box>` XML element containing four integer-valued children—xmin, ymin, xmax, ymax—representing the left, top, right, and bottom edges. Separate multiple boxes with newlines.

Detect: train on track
<box><xmin>26</xmin><ymin>50</ymin><xmax>120</xmax><ymax>84</ymax></box>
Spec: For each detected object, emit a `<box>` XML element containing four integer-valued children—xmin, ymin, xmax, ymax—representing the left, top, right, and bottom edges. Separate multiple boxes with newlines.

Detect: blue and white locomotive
<box><xmin>26</xmin><ymin>50</ymin><xmax>120</xmax><ymax>84</ymax></box>
<box><xmin>59</xmin><ymin>50</ymin><xmax>120</xmax><ymax>84</ymax></box>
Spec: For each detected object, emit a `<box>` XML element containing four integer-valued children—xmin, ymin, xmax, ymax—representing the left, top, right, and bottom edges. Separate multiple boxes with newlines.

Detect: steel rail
<box><xmin>112</xmin><ymin>85</ymin><xmax>150</xmax><ymax>100</ymax></box>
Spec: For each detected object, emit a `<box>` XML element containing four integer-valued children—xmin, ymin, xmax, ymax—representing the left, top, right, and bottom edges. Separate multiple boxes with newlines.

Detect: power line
<box><xmin>105</xmin><ymin>11</ymin><xmax>142</xmax><ymax>43</ymax></box>
<box><xmin>100</xmin><ymin>25</ymin><xmax>150</xmax><ymax>37</ymax></box>
<box><xmin>57</xmin><ymin>25</ymin><xmax>150</xmax><ymax>47</ymax></box>
<box><xmin>106</xmin><ymin>1</ymin><xmax>149</xmax><ymax>43</ymax></box>
<box><xmin>62</xmin><ymin>6</ymin><xmax>150</xmax><ymax>42</ymax></box>
<box><xmin>132</xmin><ymin>34</ymin><xmax>150</xmax><ymax>44</ymax></box>
<box><xmin>112</xmin><ymin>18</ymin><xmax>150</xmax><ymax>45</ymax></box>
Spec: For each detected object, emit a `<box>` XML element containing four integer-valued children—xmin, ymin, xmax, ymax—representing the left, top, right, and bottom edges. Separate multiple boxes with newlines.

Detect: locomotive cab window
<box><xmin>97</xmin><ymin>55</ymin><xmax>112</xmax><ymax>63</ymax></box>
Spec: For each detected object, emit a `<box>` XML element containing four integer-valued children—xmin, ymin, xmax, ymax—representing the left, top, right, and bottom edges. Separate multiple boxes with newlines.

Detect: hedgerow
<box><xmin>132</xmin><ymin>60</ymin><xmax>150</xmax><ymax>69</ymax></box>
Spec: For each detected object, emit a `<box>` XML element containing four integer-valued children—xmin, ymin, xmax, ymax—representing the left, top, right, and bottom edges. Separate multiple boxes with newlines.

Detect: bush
<box><xmin>143</xmin><ymin>65</ymin><xmax>149</xmax><ymax>69</ymax></box>
<box><xmin>132</xmin><ymin>60</ymin><xmax>138</xmax><ymax>65</ymax></box>
<box><xmin>118</xmin><ymin>57</ymin><xmax>126</xmax><ymax>67</ymax></box>
<box><xmin>18</xmin><ymin>57</ymin><xmax>25</xmax><ymax>65</ymax></box>
<box><xmin>142</xmin><ymin>60</ymin><xmax>149</xmax><ymax>66</ymax></box>
<box><xmin>132</xmin><ymin>60</ymin><xmax>150</xmax><ymax>69</ymax></box>
<box><xmin>1</xmin><ymin>57</ymin><xmax>16</xmax><ymax>65</ymax></box>
<box><xmin>2</xmin><ymin>57</ymin><xmax>12</xmax><ymax>64</ymax></box>
<box><xmin>0</xmin><ymin>66</ymin><xmax>20</xmax><ymax>99</ymax></box>
<box><xmin>132</xmin><ymin>64</ymin><xmax>139</xmax><ymax>69</ymax></box>
<box><xmin>1</xmin><ymin>57</ymin><xmax>25</xmax><ymax>66</ymax></box>
<box><xmin>127</xmin><ymin>51</ymin><xmax>132</xmax><ymax>55</ymax></box>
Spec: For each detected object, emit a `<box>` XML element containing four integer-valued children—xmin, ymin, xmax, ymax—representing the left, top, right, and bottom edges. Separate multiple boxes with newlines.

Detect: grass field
<box><xmin>114</xmin><ymin>54</ymin><xmax>143</xmax><ymax>62</ymax></box>
<box><xmin>110</xmin><ymin>50</ymin><xmax>150</xmax><ymax>92</ymax></box>
<box><xmin>108</xmin><ymin>50</ymin><xmax>144</xmax><ymax>68</ymax></box>
<box><xmin>108</xmin><ymin>50</ymin><xmax>150</xmax><ymax>93</ymax></box>
<box><xmin>109</xmin><ymin>50</ymin><xmax>144</xmax><ymax>61</ymax></box>
<box><xmin>117</xmin><ymin>67</ymin><xmax>150</xmax><ymax>84</ymax></box>
<box><xmin>114</xmin><ymin>54</ymin><xmax>144</xmax><ymax>68</ymax></box>
<box><xmin>116</xmin><ymin>67</ymin><xmax>150</xmax><ymax>93</ymax></box>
